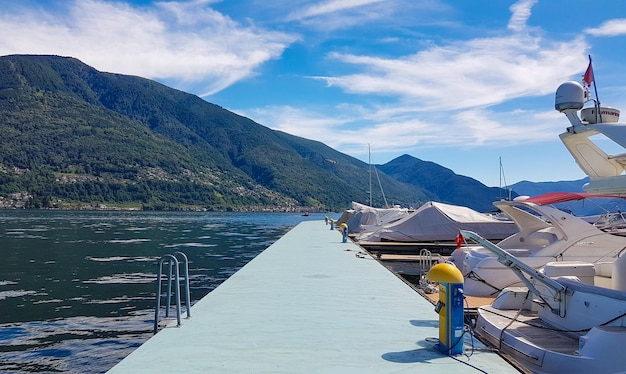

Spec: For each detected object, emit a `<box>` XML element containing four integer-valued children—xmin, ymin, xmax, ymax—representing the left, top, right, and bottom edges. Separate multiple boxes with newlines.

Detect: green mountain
<box><xmin>378</xmin><ymin>154</ymin><xmax>512</xmax><ymax>211</ymax></box>
<box><xmin>0</xmin><ymin>54</ymin><xmax>506</xmax><ymax>211</ymax></box>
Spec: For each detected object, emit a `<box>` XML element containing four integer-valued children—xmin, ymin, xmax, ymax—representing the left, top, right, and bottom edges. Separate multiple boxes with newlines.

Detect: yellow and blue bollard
<box><xmin>340</xmin><ymin>223</ymin><xmax>348</xmax><ymax>243</ymax></box>
<box><xmin>329</xmin><ymin>219</ymin><xmax>334</xmax><ymax>230</ymax></box>
<box><xmin>426</xmin><ymin>262</ymin><xmax>465</xmax><ymax>355</ymax></box>
<box><xmin>324</xmin><ymin>215</ymin><xmax>329</xmax><ymax>225</ymax></box>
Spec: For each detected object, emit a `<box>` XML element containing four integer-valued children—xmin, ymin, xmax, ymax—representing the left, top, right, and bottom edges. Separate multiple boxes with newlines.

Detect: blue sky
<box><xmin>1</xmin><ymin>0</ymin><xmax>626</xmax><ymax>187</ymax></box>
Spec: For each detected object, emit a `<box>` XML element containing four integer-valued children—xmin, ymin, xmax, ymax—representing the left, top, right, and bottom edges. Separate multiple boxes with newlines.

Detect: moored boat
<box><xmin>556</xmin><ymin>80</ymin><xmax>626</xmax><ymax>195</ymax></box>
<box><xmin>448</xmin><ymin>193</ymin><xmax>626</xmax><ymax>296</ymax></box>
<box><xmin>455</xmin><ymin>73</ymin><xmax>626</xmax><ymax>373</ymax></box>
<box><xmin>462</xmin><ymin>230</ymin><xmax>626</xmax><ymax>374</ymax></box>
<box><xmin>356</xmin><ymin>200</ymin><xmax>516</xmax><ymax>243</ymax></box>
<box><xmin>339</xmin><ymin>201</ymin><xmax>409</xmax><ymax>234</ymax></box>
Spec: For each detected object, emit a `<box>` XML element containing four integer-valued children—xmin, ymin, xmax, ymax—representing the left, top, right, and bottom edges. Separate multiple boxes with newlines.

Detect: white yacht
<box><xmin>462</xmin><ymin>230</ymin><xmax>626</xmax><ymax>374</ymax></box>
<box><xmin>448</xmin><ymin>193</ymin><xmax>626</xmax><ymax>296</ymax></box>
<box><xmin>457</xmin><ymin>80</ymin><xmax>626</xmax><ymax>373</ymax></box>
<box><xmin>557</xmin><ymin>80</ymin><xmax>625</xmax><ymax>194</ymax></box>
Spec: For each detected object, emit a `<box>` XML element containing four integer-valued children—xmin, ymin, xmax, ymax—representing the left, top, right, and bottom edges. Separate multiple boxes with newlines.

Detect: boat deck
<box><xmin>477</xmin><ymin>306</ymin><xmax>580</xmax><ymax>355</ymax></box>
<box><xmin>108</xmin><ymin>221</ymin><xmax>519</xmax><ymax>373</ymax></box>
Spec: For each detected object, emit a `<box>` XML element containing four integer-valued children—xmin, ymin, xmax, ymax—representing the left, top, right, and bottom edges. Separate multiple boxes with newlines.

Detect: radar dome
<box><xmin>555</xmin><ymin>81</ymin><xmax>584</xmax><ymax>112</ymax></box>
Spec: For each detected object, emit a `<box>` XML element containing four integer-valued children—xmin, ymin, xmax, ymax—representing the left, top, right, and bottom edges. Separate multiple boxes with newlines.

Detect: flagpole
<box><xmin>588</xmin><ymin>55</ymin><xmax>602</xmax><ymax>123</ymax></box>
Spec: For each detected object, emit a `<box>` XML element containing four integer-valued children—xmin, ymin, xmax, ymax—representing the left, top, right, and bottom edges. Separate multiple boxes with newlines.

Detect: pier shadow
<box><xmin>381</xmin><ymin>319</ymin><xmax>444</xmax><ymax>363</ymax></box>
<box><xmin>409</xmin><ymin>319</ymin><xmax>438</xmax><ymax>328</ymax></box>
<box><xmin>381</xmin><ymin>342</ymin><xmax>446</xmax><ymax>363</ymax></box>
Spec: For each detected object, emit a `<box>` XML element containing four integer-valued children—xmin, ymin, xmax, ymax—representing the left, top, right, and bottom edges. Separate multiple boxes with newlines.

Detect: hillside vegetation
<box><xmin>0</xmin><ymin>54</ymin><xmax>507</xmax><ymax>211</ymax></box>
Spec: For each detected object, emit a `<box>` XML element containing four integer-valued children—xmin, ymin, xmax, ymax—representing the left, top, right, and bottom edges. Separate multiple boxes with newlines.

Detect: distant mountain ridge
<box><xmin>508</xmin><ymin>178</ymin><xmax>626</xmax><ymax>216</ymax></box>
<box><xmin>509</xmin><ymin>178</ymin><xmax>587</xmax><ymax>197</ymax></box>
<box><xmin>377</xmin><ymin>155</ymin><xmax>512</xmax><ymax>211</ymax></box>
<box><xmin>0</xmin><ymin>54</ymin><xmax>512</xmax><ymax>211</ymax></box>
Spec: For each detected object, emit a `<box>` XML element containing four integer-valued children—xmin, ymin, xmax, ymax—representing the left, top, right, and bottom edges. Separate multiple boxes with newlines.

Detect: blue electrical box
<box><xmin>427</xmin><ymin>262</ymin><xmax>465</xmax><ymax>355</ymax></box>
<box><xmin>440</xmin><ymin>282</ymin><xmax>464</xmax><ymax>355</ymax></box>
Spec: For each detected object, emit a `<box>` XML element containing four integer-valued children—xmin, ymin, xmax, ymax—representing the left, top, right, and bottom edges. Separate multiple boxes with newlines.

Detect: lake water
<box><xmin>0</xmin><ymin>210</ymin><xmax>329</xmax><ymax>373</ymax></box>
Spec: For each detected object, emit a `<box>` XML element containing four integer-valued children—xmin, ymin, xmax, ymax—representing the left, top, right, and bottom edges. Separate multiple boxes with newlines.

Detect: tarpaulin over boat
<box><xmin>356</xmin><ymin>201</ymin><xmax>517</xmax><ymax>242</ymax></box>
<box><xmin>342</xmin><ymin>202</ymin><xmax>409</xmax><ymax>234</ymax></box>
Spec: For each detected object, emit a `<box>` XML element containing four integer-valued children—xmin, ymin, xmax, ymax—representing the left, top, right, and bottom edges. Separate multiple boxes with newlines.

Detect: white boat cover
<box><xmin>356</xmin><ymin>201</ymin><xmax>517</xmax><ymax>242</ymax></box>
<box><xmin>343</xmin><ymin>202</ymin><xmax>409</xmax><ymax>234</ymax></box>
<box><xmin>335</xmin><ymin>209</ymin><xmax>353</xmax><ymax>226</ymax></box>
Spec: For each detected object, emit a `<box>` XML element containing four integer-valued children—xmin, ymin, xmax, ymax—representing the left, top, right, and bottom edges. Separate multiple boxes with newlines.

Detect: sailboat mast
<box><xmin>369</xmin><ymin>144</ymin><xmax>372</xmax><ymax>206</ymax></box>
<box><xmin>499</xmin><ymin>157</ymin><xmax>511</xmax><ymax>200</ymax></box>
<box><xmin>499</xmin><ymin>156</ymin><xmax>502</xmax><ymax>199</ymax></box>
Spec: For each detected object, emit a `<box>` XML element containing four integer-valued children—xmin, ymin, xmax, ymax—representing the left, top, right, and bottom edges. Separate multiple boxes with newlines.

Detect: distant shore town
<box><xmin>0</xmin><ymin>192</ymin><xmax>326</xmax><ymax>212</ymax></box>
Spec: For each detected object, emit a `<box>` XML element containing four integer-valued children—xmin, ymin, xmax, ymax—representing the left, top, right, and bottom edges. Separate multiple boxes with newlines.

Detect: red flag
<box><xmin>583</xmin><ymin>60</ymin><xmax>594</xmax><ymax>87</ymax></box>
<box><xmin>454</xmin><ymin>233</ymin><xmax>464</xmax><ymax>249</ymax></box>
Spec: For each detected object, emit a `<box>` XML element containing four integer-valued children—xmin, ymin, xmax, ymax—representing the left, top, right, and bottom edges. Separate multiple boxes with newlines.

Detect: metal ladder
<box><xmin>418</xmin><ymin>248</ymin><xmax>442</xmax><ymax>288</ymax></box>
<box><xmin>153</xmin><ymin>251</ymin><xmax>191</xmax><ymax>334</ymax></box>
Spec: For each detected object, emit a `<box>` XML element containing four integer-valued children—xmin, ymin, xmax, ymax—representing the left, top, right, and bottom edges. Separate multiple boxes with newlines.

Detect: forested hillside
<box><xmin>0</xmin><ymin>54</ymin><xmax>507</xmax><ymax>211</ymax></box>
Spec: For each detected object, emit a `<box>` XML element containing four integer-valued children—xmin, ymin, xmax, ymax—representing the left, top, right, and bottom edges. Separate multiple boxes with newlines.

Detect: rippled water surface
<box><xmin>0</xmin><ymin>210</ymin><xmax>326</xmax><ymax>373</ymax></box>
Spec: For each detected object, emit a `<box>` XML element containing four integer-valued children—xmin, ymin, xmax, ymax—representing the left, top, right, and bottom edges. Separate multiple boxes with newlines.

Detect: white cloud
<box><xmin>585</xmin><ymin>19</ymin><xmax>626</xmax><ymax>37</ymax></box>
<box><xmin>283</xmin><ymin>0</ymin><xmax>412</xmax><ymax>31</ymax></box>
<box><xmin>310</xmin><ymin>0</ymin><xmax>588</xmax><ymax>113</ymax></box>
<box><xmin>507</xmin><ymin>0</ymin><xmax>537</xmax><ymax>32</ymax></box>
<box><xmin>0</xmin><ymin>0</ymin><xmax>297</xmax><ymax>96</ymax></box>
<box><xmin>319</xmin><ymin>34</ymin><xmax>586</xmax><ymax>111</ymax></box>
<box><xmin>287</xmin><ymin>0</ymin><xmax>385</xmax><ymax>21</ymax></box>
<box><xmin>244</xmin><ymin>100</ymin><xmax>564</xmax><ymax>162</ymax></box>
<box><xmin>247</xmin><ymin>0</ymin><xmax>587</xmax><ymax>158</ymax></box>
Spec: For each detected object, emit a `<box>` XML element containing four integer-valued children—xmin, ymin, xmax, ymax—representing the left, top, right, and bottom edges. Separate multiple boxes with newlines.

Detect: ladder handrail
<box><xmin>173</xmin><ymin>251</ymin><xmax>191</xmax><ymax>319</ymax></box>
<box><xmin>153</xmin><ymin>252</ymin><xmax>191</xmax><ymax>334</ymax></box>
<box><xmin>419</xmin><ymin>248</ymin><xmax>432</xmax><ymax>287</ymax></box>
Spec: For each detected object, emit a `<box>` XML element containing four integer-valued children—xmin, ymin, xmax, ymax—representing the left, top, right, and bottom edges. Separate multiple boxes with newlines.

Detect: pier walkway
<box><xmin>108</xmin><ymin>220</ymin><xmax>518</xmax><ymax>373</ymax></box>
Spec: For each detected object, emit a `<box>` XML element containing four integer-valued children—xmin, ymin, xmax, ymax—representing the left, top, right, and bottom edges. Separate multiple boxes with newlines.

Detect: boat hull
<box><xmin>475</xmin><ymin>305</ymin><xmax>626</xmax><ymax>373</ymax></box>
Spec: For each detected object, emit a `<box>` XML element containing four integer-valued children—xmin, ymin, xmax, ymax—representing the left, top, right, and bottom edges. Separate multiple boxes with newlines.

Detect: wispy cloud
<box><xmin>0</xmin><ymin>0</ymin><xmax>297</xmax><ymax>96</ymax></box>
<box><xmin>282</xmin><ymin>0</ymin><xmax>414</xmax><ymax>31</ymax></box>
<box><xmin>310</xmin><ymin>0</ymin><xmax>586</xmax><ymax>110</ymax></box>
<box><xmin>249</xmin><ymin>0</ymin><xmax>589</xmax><ymax>157</ymax></box>
<box><xmin>286</xmin><ymin>0</ymin><xmax>385</xmax><ymax>21</ymax></box>
<box><xmin>243</xmin><ymin>99</ymin><xmax>564</xmax><ymax>161</ymax></box>
<box><xmin>319</xmin><ymin>33</ymin><xmax>585</xmax><ymax>111</ymax></box>
<box><xmin>311</xmin><ymin>0</ymin><xmax>589</xmax><ymax>114</ymax></box>
<box><xmin>507</xmin><ymin>0</ymin><xmax>537</xmax><ymax>32</ymax></box>
<box><xmin>584</xmin><ymin>19</ymin><xmax>626</xmax><ymax>37</ymax></box>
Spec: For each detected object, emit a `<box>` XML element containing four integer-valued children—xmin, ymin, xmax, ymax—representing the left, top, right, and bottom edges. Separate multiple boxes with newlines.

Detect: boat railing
<box><xmin>461</xmin><ymin>230</ymin><xmax>566</xmax><ymax>316</ymax></box>
<box><xmin>153</xmin><ymin>252</ymin><xmax>192</xmax><ymax>334</ymax></box>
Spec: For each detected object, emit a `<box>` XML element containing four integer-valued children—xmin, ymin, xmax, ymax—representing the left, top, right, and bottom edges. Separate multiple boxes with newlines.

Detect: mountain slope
<box><xmin>0</xmin><ymin>54</ymin><xmax>521</xmax><ymax>211</ymax></box>
<box><xmin>510</xmin><ymin>178</ymin><xmax>588</xmax><ymax>197</ymax></box>
<box><xmin>378</xmin><ymin>154</ymin><xmax>512</xmax><ymax>211</ymax></box>
<box><xmin>1</xmin><ymin>54</ymin><xmax>436</xmax><ymax>210</ymax></box>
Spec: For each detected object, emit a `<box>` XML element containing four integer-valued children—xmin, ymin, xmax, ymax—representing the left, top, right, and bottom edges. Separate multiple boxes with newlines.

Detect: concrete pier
<box><xmin>108</xmin><ymin>220</ymin><xmax>518</xmax><ymax>373</ymax></box>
